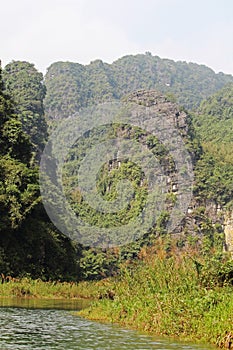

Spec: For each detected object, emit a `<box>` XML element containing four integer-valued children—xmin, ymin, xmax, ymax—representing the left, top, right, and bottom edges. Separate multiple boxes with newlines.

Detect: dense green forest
<box><xmin>0</xmin><ymin>54</ymin><xmax>233</xmax><ymax>282</ymax></box>
<box><xmin>193</xmin><ymin>84</ymin><xmax>233</xmax><ymax>207</ymax></box>
<box><xmin>44</xmin><ymin>53</ymin><xmax>233</xmax><ymax>120</ymax></box>
<box><xmin>0</xmin><ymin>64</ymin><xmax>81</xmax><ymax>280</ymax></box>
<box><xmin>2</xmin><ymin>61</ymin><xmax>48</xmax><ymax>158</ymax></box>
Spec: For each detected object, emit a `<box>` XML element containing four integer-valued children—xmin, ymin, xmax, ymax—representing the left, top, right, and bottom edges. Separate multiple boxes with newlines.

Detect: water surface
<box><xmin>0</xmin><ymin>298</ymin><xmax>216</xmax><ymax>350</ymax></box>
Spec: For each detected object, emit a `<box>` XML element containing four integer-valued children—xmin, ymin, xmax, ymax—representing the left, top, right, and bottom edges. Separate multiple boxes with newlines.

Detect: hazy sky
<box><xmin>1</xmin><ymin>0</ymin><xmax>233</xmax><ymax>75</ymax></box>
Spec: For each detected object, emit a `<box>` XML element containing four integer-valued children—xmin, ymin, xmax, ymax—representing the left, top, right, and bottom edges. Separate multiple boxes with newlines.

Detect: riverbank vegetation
<box><xmin>1</xmin><ymin>240</ymin><xmax>233</xmax><ymax>348</ymax></box>
<box><xmin>1</xmin><ymin>57</ymin><xmax>233</xmax><ymax>349</ymax></box>
<box><xmin>79</xmin><ymin>241</ymin><xmax>233</xmax><ymax>348</ymax></box>
<box><xmin>1</xmin><ymin>59</ymin><xmax>233</xmax><ymax>281</ymax></box>
<box><xmin>0</xmin><ymin>277</ymin><xmax>106</xmax><ymax>299</ymax></box>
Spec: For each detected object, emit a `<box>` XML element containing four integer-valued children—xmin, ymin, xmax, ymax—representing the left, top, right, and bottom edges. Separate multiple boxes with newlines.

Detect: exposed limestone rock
<box><xmin>124</xmin><ymin>90</ymin><xmax>189</xmax><ymax>138</ymax></box>
<box><xmin>124</xmin><ymin>90</ymin><xmax>231</xmax><ymax>253</ymax></box>
<box><xmin>224</xmin><ymin>211</ymin><xmax>233</xmax><ymax>257</ymax></box>
<box><xmin>124</xmin><ymin>90</ymin><xmax>195</xmax><ymax>235</ymax></box>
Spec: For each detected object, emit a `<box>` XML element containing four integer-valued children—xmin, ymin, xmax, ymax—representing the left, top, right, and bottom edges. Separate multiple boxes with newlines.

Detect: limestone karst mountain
<box><xmin>44</xmin><ymin>53</ymin><xmax>233</xmax><ymax>120</ymax></box>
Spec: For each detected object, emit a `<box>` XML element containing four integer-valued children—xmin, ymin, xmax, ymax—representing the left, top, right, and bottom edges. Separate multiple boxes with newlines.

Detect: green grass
<box><xmin>78</xmin><ymin>247</ymin><xmax>233</xmax><ymax>348</ymax></box>
<box><xmin>0</xmin><ymin>277</ymin><xmax>110</xmax><ymax>299</ymax></box>
<box><xmin>1</xmin><ymin>246</ymin><xmax>233</xmax><ymax>348</ymax></box>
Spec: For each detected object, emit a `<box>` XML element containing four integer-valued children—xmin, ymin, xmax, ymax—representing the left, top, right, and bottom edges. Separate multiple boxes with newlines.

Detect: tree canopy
<box><xmin>3</xmin><ymin>61</ymin><xmax>48</xmax><ymax>158</ymax></box>
<box><xmin>0</xmin><ymin>56</ymin><xmax>233</xmax><ymax>281</ymax></box>
<box><xmin>0</xmin><ymin>65</ymin><xmax>81</xmax><ymax>280</ymax></box>
<box><xmin>193</xmin><ymin>84</ymin><xmax>233</xmax><ymax>207</ymax></box>
<box><xmin>44</xmin><ymin>54</ymin><xmax>233</xmax><ymax>120</ymax></box>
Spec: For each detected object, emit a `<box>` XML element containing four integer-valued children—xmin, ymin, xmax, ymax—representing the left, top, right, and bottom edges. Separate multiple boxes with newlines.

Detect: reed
<box><xmin>0</xmin><ymin>277</ymin><xmax>109</xmax><ymax>300</ymax></box>
<box><xmin>79</xmin><ymin>247</ymin><xmax>233</xmax><ymax>348</ymax></box>
<box><xmin>1</xmin><ymin>245</ymin><xmax>233</xmax><ymax>348</ymax></box>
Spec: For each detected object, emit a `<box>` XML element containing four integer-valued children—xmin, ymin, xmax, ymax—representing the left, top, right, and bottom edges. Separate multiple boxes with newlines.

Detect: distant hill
<box><xmin>44</xmin><ymin>53</ymin><xmax>233</xmax><ymax>120</ymax></box>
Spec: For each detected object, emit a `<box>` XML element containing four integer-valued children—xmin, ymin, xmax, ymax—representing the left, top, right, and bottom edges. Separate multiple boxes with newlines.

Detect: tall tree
<box><xmin>3</xmin><ymin>61</ymin><xmax>48</xmax><ymax>158</ymax></box>
<box><xmin>0</xmin><ymin>64</ymin><xmax>81</xmax><ymax>279</ymax></box>
<box><xmin>0</xmin><ymin>64</ymin><xmax>39</xmax><ymax>229</ymax></box>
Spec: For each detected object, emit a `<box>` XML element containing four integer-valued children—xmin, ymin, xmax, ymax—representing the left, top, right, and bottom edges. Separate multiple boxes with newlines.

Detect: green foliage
<box><xmin>0</xmin><ymin>156</ymin><xmax>39</xmax><ymax>229</ymax></box>
<box><xmin>79</xmin><ymin>248</ymin><xmax>233</xmax><ymax>348</ymax></box>
<box><xmin>194</xmin><ymin>152</ymin><xmax>233</xmax><ymax>206</ymax></box>
<box><xmin>193</xmin><ymin>84</ymin><xmax>233</xmax><ymax>208</ymax></box>
<box><xmin>155</xmin><ymin>211</ymin><xmax>170</xmax><ymax>235</ymax></box>
<box><xmin>193</xmin><ymin>83</ymin><xmax>233</xmax><ymax>144</ymax></box>
<box><xmin>44</xmin><ymin>54</ymin><xmax>233</xmax><ymax>120</ymax></box>
<box><xmin>0</xmin><ymin>65</ymin><xmax>81</xmax><ymax>281</ymax></box>
<box><xmin>80</xmin><ymin>248</ymin><xmax>119</xmax><ymax>280</ymax></box>
<box><xmin>1</xmin><ymin>119</ymin><xmax>32</xmax><ymax>163</ymax></box>
<box><xmin>0</xmin><ymin>277</ymin><xmax>104</xmax><ymax>300</ymax></box>
<box><xmin>1</xmin><ymin>55</ymin><xmax>233</xmax><ymax>286</ymax></box>
<box><xmin>199</xmin><ymin>254</ymin><xmax>233</xmax><ymax>288</ymax></box>
<box><xmin>62</xmin><ymin>124</ymin><xmax>168</xmax><ymax>241</ymax></box>
<box><xmin>3</xmin><ymin>61</ymin><xmax>48</xmax><ymax>157</ymax></box>
<box><xmin>0</xmin><ymin>66</ymin><xmax>37</xmax><ymax>229</ymax></box>
<box><xmin>44</xmin><ymin>62</ymin><xmax>86</xmax><ymax>120</ymax></box>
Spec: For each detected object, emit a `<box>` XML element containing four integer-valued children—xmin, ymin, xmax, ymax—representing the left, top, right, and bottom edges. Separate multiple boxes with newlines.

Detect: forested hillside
<box><xmin>3</xmin><ymin>61</ymin><xmax>48</xmax><ymax>158</ymax></box>
<box><xmin>0</xmin><ymin>64</ymin><xmax>81</xmax><ymax>280</ymax></box>
<box><xmin>0</xmin><ymin>56</ymin><xmax>233</xmax><ymax>281</ymax></box>
<box><xmin>44</xmin><ymin>53</ymin><xmax>233</xmax><ymax>120</ymax></box>
<box><xmin>193</xmin><ymin>83</ymin><xmax>233</xmax><ymax>207</ymax></box>
<box><xmin>194</xmin><ymin>83</ymin><xmax>233</xmax><ymax>144</ymax></box>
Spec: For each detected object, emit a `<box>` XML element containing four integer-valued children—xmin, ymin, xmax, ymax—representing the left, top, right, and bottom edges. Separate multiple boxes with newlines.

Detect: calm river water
<box><xmin>0</xmin><ymin>298</ymin><xmax>215</xmax><ymax>350</ymax></box>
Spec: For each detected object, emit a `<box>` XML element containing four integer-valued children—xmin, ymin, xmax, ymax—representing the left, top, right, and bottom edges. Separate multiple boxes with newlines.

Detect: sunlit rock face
<box><xmin>224</xmin><ymin>211</ymin><xmax>233</xmax><ymax>257</ymax></box>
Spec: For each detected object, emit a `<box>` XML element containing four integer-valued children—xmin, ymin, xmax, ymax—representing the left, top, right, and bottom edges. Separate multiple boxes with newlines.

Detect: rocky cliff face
<box><xmin>124</xmin><ymin>90</ymin><xmax>193</xmax><ymax>150</ymax></box>
<box><xmin>125</xmin><ymin>90</ymin><xmax>231</xmax><ymax>253</ymax></box>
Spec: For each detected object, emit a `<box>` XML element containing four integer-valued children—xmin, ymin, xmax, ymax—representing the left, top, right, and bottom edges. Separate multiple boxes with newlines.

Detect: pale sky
<box><xmin>1</xmin><ymin>0</ymin><xmax>233</xmax><ymax>75</ymax></box>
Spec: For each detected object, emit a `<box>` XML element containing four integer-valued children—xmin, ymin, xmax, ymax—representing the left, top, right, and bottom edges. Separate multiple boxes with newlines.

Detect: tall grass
<box><xmin>1</xmin><ymin>243</ymin><xmax>233</xmax><ymax>348</ymax></box>
<box><xmin>0</xmin><ymin>277</ymin><xmax>110</xmax><ymax>299</ymax></box>
<box><xmin>79</xmin><ymin>245</ymin><xmax>233</xmax><ymax>348</ymax></box>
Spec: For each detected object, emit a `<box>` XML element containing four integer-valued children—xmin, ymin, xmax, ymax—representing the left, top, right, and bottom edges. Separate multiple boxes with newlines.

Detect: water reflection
<box><xmin>0</xmin><ymin>299</ymin><xmax>216</xmax><ymax>350</ymax></box>
<box><xmin>0</xmin><ymin>297</ymin><xmax>90</xmax><ymax>310</ymax></box>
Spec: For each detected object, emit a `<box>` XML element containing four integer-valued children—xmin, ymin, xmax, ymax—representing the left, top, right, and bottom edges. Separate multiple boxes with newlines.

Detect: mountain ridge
<box><xmin>44</xmin><ymin>53</ymin><xmax>233</xmax><ymax>120</ymax></box>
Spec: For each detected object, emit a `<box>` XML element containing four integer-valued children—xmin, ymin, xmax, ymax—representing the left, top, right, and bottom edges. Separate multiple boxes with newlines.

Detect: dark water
<box><xmin>0</xmin><ymin>298</ymin><xmax>215</xmax><ymax>350</ymax></box>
